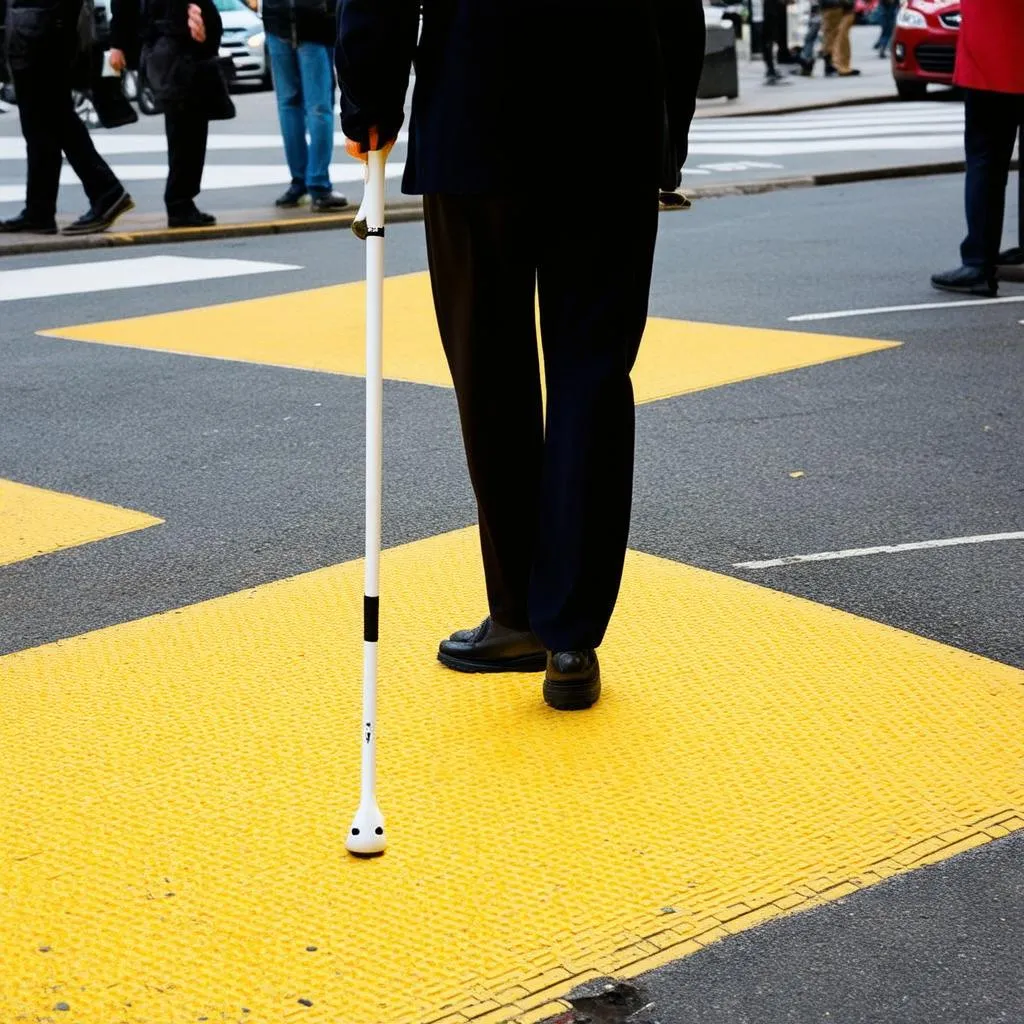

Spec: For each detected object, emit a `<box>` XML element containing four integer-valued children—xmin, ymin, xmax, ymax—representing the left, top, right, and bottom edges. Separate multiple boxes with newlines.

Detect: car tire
<box><xmin>896</xmin><ymin>80</ymin><xmax>928</xmax><ymax>101</ymax></box>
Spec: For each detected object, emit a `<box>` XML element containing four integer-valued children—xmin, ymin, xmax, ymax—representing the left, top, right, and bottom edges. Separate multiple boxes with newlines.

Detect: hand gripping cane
<box><xmin>346</xmin><ymin>148</ymin><xmax>387</xmax><ymax>857</ymax></box>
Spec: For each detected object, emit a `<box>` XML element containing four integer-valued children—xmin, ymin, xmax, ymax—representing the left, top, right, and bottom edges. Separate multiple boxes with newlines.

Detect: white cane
<box><xmin>346</xmin><ymin>148</ymin><xmax>387</xmax><ymax>857</ymax></box>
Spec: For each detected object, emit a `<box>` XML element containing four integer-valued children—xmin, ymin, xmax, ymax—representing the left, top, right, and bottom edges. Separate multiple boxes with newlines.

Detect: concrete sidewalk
<box><xmin>695</xmin><ymin>22</ymin><xmax>909</xmax><ymax>118</ymax></box>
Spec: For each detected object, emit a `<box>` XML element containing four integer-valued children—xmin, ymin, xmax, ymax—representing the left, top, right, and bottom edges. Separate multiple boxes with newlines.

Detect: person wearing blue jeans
<box><xmin>262</xmin><ymin>0</ymin><xmax>347</xmax><ymax>212</ymax></box>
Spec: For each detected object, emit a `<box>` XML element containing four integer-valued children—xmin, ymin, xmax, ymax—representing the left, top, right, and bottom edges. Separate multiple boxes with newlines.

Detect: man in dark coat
<box><xmin>337</xmin><ymin>0</ymin><xmax>705</xmax><ymax>711</ymax></box>
<box><xmin>110</xmin><ymin>0</ymin><xmax>225</xmax><ymax>227</ymax></box>
<box><xmin>262</xmin><ymin>0</ymin><xmax>349</xmax><ymax>212</ymax></box>
<box><xmin>0</xmin><ymin>0</ymin><xmax>133</xmax><ymax>234</ymax></box>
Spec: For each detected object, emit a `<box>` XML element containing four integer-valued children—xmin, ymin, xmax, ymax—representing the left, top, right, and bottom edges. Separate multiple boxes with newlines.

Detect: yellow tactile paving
<box><xmin>0</xmin><ymin>477</ymin><xmax>162</xmax><ymax>567</ymax></box>
<box><xmin>41</xmin><ymin>272</ymin><xmax>898</xmax><ymax>404</ymax></box>
<box><xmin>3</xmin><ymin>528</ymin><xmax>1022</xmax><ymax>1024</ymax></box>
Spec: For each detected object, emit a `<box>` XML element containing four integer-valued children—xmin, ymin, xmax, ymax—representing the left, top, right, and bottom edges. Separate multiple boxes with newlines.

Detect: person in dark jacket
<box><xmin>109</xmin><ymin>0</ymin><xmax>224</xmax><ymax>227</ymax></box>
<box><xmin>0</xmin><ymin>0</ymin><xmax>133</xmax><ymax>234</ymax></box>
<box><xmin>262</xmin><ymin>0</ymin><xmax>347</xmax><ymax>211</ymax></box>
<box><xmin>337</xmin><ymin>0</ymin><xmax>704</xmax><ymax>712</ymax></box>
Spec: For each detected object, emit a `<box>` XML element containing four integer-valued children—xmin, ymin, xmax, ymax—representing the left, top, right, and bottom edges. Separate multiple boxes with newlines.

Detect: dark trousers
<box><xmin>13</xmin><ymin>65</ymin><xmax>122</xmax><ymax>221</ymax></box>
<box><xmin>164</xmin><ymin>108</ymin><xmax>209</xmax><ymax>213</ymax></box>
<box><xmin>961</xmin><ymin>88</ymin><xmax>1024</xmax><ymax>272</ymax></box>
<box><xmin>423</xmin><ymin>191</ymin><xmax>659</xmax><ymax>652</ymax></box>
<box><xmin>763</xmin><ymin>0</ymin><xmax>787</xmax><ymax>74</ymax></box>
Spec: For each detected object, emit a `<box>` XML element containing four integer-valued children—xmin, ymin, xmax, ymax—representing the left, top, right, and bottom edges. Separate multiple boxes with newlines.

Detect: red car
<box><xmin>892</xmin><ymin>0</ymin><xmax>961</xmax><ymax>100</ymax></box>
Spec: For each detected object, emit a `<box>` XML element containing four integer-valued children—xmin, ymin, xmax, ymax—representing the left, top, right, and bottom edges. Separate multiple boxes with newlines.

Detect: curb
<box><xmin>0</xmin><ymin>200</ymin><xmax>426</xmax><ymax>258</ymax></box>
<box><xmin>3</xmin><ymin>157</ymin><xmax>1009</xmax><ymax>258</ymax></box>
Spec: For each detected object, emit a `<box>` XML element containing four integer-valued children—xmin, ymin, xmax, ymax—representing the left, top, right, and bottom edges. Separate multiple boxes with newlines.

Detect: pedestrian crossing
<box><xmin>687</xmin><ymin>102</ymin><xmax>966</xmax><ymax>157</ymax></box>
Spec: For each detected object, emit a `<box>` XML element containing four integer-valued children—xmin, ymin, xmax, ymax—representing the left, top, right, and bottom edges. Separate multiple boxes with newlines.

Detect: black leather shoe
<box><xmin>997</xmin><ymin>246</ymin><xmax>1024</xmax><ymax>267</ymax></box>
<box><xmin>437</xmin><ymin>617</ymin><xmax>546</xmax><ymax>673</ymax></box>
<box><xmin>931</xmin><ymin>265</ymin><xmax>997</xmax><ymax>297</ymax></box>
<box><xmin>275</xmin><ymin>184</ymin><xmax>307</xmax><ymax>208</ymax></box>
<box><xmin>62</xmin><ymin>191</ymin><xmax>134</xmax><ymax>235</ymax></box>
<box><xmin>543</xmin><ymin>650</ymin><xmax>601</xmax><ymax>711</ymax></box>
<box><xmin>168</xmin><ymin>208</ymin><xmax>217</xmax><ymax>229</ymax></box>
<box><xmin>0</xmin><ymin>210</ymin><xmax>57</xmax><ymax>235</ymax></box>
<box><xmin>311</xmin><ymin>191</ymin><xmax>349</xmax><ymax>213</ymax></box>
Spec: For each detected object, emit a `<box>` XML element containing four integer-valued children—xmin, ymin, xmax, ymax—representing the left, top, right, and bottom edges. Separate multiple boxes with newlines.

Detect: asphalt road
<box><xmin>2</xmin><ymin>173</ymin><xmax>1022</xmax><ymax>1021</ymax></box>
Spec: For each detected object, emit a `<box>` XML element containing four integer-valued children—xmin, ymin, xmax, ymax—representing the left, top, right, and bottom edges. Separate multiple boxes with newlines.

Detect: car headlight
<box><xmin>247</xmin><ymin>30</ymin><xmax>265</xmax><ymax>48</ymax></box>
<box><xmin>896</xmin><ymin>7</ymin><xmax>927</xmax><ymax>28</ymax></box>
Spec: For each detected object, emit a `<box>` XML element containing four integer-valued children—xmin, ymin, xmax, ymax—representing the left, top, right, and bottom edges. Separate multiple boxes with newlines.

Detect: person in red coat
<box><xmin>932</xmin><ymin>0</ymin><xmax>1024</xmax><ymax>296</ymax></box>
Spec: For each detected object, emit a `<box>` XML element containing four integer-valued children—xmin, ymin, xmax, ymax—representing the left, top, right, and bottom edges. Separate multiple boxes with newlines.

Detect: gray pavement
<box><xmin>2</xmin><ymin>172</ymin><xmax>1022</xmax><ymax>1020</ymax></box>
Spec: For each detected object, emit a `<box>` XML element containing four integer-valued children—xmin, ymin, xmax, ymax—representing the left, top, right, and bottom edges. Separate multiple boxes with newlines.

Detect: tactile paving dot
<box><xmin>2</xmin><ymin>528</ymin><xmax>1022</xmax><ymax>1024</ymax></box>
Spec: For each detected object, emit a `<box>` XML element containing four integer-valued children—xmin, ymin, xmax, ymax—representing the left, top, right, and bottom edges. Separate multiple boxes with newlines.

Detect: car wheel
<box><xmin>896</xmin><ymin>80</ymin><xmax>928</xmax><ymax>101</ymax></box>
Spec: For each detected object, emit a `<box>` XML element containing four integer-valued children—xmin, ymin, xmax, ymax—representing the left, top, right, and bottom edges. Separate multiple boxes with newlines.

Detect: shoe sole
<box><xmin>436</xmin><ymin>650</ymin><xmax>547</xmax><ymax>674</ymax></box>
<box><xmin>543</xmin><ymin>673</ymin><xmax>602</xmax><ymax>712</ymax></box>
<box><xmin>61</xmin><ymin>195</ymin><xmax>135</xmax><ymax>236</ymax></box>
<box><xmin>931</xmin><ymin>279</ymin><xmax>997</xmax><ymax>298</ymax></box>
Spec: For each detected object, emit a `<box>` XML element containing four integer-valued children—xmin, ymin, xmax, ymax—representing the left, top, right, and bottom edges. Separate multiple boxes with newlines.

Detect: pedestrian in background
<box><xmin>763</xmin><ymin>0</ymin><xmax>793</xmax><ymax>85</ymax></box>
<box><xmin>796</xmin><ymin>1</ymin><xmax>822</xmax><ymax>76</ymax></box>
<box><xmin>110</xmin><ymin>0</ymin><xmax>232</xmax><ymax>228</ymax></box>
<box><xmin>874</xmin><ymin>0</ymin><xmax>897</xmax><ymax>59</ymax></box>
<box><xmin>819</xmin><ymin>0</ymin><xmax>859</xmax><ymax>77</ymax></box>
<box><xmin>337</xmin><ymin>0</ymin><xmax>705</xmax><ymax>711</ymax></box>
<box><xmin>931</xmin><ymin>0</ymin><xmax>1024</xmax><ymax>296</ymax></box>
<box><xmin>0</xmin><ymin>0</ymin><xmax>133</xmax><ymax>234</ymax></box>
<box><xmin>262</xmin><ymin>0</ymin><xmax>348</xmax><ymax>212</ymax></box>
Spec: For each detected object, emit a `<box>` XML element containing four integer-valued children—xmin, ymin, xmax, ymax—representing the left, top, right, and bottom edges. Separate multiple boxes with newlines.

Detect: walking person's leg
<box><xmin>266</xmin><ymin>33</ymin><xmax>309</xmax><ymax>206</ymax></box>
<box><xmin>834</xmin><ymin>8</ymin><xmax>858</xmax><ymax>74</ymax></box>
<box><xmin>56</xmin><ymin>73</ymin><xmax>133</xmax><ymax>234</ymax></box>
<box><xmin>2</xmin><ymin>66</ymin><xmax>62</xmax><ymax>230</ymax></box>
<box><xmin>165</xmin><ymin>107</ymin><xmax>212</xmax><ymax>225</ymax></box>
<box><xmin>297</xmin><ymin>41</ymin><xmax>347</xmax><ymax>210</ymax></box>
<box><xmin>763</xmin><ymin>0</ymin><xmax>778</xmax><ymax>78</ymax></box>
<box><xmin>933</xmin><ymin>89</ymin><xmax>1017</xmax><ymax>295</ymax></box>
<box><xmin>530</xmin><ymin>188</ymin><xmax>659</xmax><ymax>660</ymax></box>
<box><xmin>425</xmin><ymin>193</ymin><xmax>547</xmax><ymax>670</ymax></box>
<box><xmin>820</xmin><ymin>8</ymin><xmax>841</xmax><ymax>74</ymax></box>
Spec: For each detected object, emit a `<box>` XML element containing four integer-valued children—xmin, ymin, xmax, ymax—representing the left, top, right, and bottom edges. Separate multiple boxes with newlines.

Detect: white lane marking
<box><xmin>0</xmin><ymin>162</ymin><xmax>404</xmax><ymax>204</ymax></box>
<box><xmin>735</xmin><ymin>532</ymin><xmax>1024</xmax><ymax>570</ymax></box>
<box><xmin>689</xmin><ymin>124</ymin><xmax>966</xmax><ymax>142</ymax></box>
<box><xmin>0</xmin><ymin>131</ymin><xmax>410</xmax><ymax>160</ymax></box>
<box><xmin>688</xmin><ymin>134</ymin><xmax>964</xmax><ymax>156</ymax></box>
<box><xmin>692</xmin><ymin>112</ymin><xmax>964</xmax><ymax>132</ymax></box>
<box><xmin>789</xmin><ymin>296</ymin><xmax>1024</xmax><ymax>322</ymax></box>
<box><xmin>0</xmin><ymin>255</ymin><xmax>298</xmax><ymax>302</ymax></box>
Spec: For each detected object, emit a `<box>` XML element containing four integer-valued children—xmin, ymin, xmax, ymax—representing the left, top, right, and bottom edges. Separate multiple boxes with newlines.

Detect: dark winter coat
<box><xmin>111</xmin><ymin>0</ymin><xmax>226</xmax><ymax>113</ymax></box>
<box><xmin>336</xmin><ymin>0</ymin><xmax>706</xmax><ymax>196</ymax></box>
<box><xmin>262</xmin><ymin>0</ymin><xmax>336</xmax><ymax>48</ymax></box>
<box><xmin>2</xmin><ymin>0</ymin><xmax>89</xmax><ymax>75</ymax></box>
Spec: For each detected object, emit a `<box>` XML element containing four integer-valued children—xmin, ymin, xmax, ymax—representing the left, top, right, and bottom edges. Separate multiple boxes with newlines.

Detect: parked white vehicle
<box><xmin>215</xmin><ymin>0</ymin><xmax>270</xmax><ymax>88</ymax></box>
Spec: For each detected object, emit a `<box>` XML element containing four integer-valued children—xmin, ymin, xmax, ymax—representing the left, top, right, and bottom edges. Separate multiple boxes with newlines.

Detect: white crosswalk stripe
<box><xmin>688</xmin><ymin>102</ymin><xmax>965</xmax><ymax>156</ymax></box>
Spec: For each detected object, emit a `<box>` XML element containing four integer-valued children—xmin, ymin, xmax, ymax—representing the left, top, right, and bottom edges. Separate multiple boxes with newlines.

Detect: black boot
<box><xmin>930</xmin><ymin>265</ymin><xmax>997</xmax><ymax>297</ymax></box>
<box><xmin>0</xmin><ymin>209</ymin><xmax>57</xmax><ymax>235</ymax></box>
<box><xmin>543</xmin><ymin>650</ymin><xmax>601</xmax><ymax>712</ymax></box>
<box><xmin>437</xmin><ymin>617</ymin><xmax>546</xmax><ymax>673</ymax></box>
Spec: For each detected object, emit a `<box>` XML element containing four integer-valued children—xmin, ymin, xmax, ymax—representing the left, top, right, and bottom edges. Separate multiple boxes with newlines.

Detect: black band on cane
<box><xmin>365</xmin><ymin>226</ymin><xmax>385</xmax><ymax>238</ymax></box>
<box><xmin>364</xmin><ymin>596</ymin><xmax>380</xmax><ymax>642</ymax></box>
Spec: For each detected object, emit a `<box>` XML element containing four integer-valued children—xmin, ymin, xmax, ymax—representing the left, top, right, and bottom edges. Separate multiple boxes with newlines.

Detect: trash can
<box><xmin>699</xmin><ymin>19</ymin><xmax>740</xmax><ymax>100</ymax></box>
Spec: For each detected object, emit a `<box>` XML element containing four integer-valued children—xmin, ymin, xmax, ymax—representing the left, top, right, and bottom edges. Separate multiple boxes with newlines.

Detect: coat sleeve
<box><xmin>657</xmin><ymin>0</ymin><xmax>705</xmax><ymax>177</ymax></box>
<box><xmin>197</xmin><ymin>0</ymin><xmax>222</xmax><ymax>57</ymax></box>
<box><xmin>110</xmin><ymin>0</ymin><xmax>142</xmax><ymax>65</ymax></box>
<box><xmin>335</xmin><ymin>0</ymin><xmax>419</xmax><ymax>146</ymax></box>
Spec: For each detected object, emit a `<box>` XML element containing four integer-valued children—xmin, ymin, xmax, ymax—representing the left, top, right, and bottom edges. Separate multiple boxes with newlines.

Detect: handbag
<box><xmin>91</xmin><ymin>74</ymin><xmax>139</xmax><ymax>128</ymax></box>
<box><xmin>140</xmin><ymin>32</ymin><xmax>235</xmax><ymax>120</ymax></box>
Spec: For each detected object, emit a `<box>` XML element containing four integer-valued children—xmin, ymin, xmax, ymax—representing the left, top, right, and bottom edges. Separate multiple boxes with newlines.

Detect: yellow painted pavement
<box><xmin>0</xmin><ymin>477</ymin><xmax>162</xmax><ymax>567</ymax></box>
<box><xmin>3</xmin><ymin>528</ymin><xmax>1022</xmax><ymax>1024</ymax></box>
<box><xmin>41</xmin><ymin>272</ymin><xmax>898</xmax><ymax>404</ymax></box>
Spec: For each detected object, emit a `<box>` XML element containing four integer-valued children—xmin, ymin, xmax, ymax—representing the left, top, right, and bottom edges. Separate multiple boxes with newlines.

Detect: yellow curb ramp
<box><xmin>3</xmin><ymin>528</ymin><xmax>1022</xmax><ymax>1024</ymax></box>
